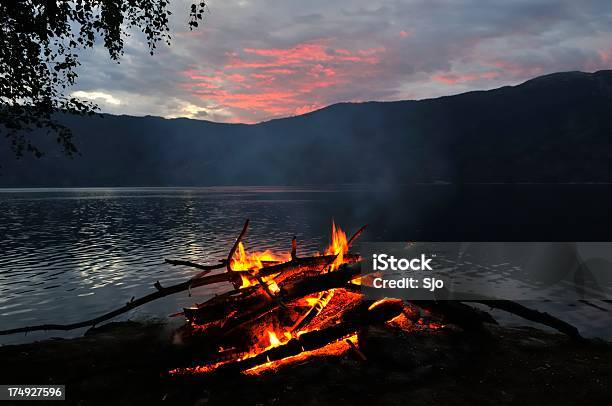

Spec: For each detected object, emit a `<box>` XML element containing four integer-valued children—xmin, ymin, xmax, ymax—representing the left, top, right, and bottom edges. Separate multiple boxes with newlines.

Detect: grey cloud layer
<box><xmin>71</xmin><ymin>0</ymin><xmax>612</xmax><ymax>121</ymax></box>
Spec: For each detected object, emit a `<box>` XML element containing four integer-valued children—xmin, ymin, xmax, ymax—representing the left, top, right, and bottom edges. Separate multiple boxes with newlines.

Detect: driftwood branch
<box><xmin>0</xmin><ymin>221</ymin><xmax>250</xmax><ymax>336</ymax></box>
<box><xmin>291</xmin><ymin>236</ymin><xmax>297</xmax><ymax>260</ymax></box>
<box><xmin>347</xmin><ymin>224</ymin><xmax>368</xmax><ymax>248</ymax></box>
<box><xmin>227</xmin><ymin>219</ymin><xmax>250</xmax><ymax>273</ymax></box>
<box><xmin>0</xmin><ymin>264</ymin><xmax>257</xmax><ymax>336</ymax></box>
<box><xmin>164</xmin><ymin>259</ymin><xmax>225</xmax><ymax>272</ymax></box>
<box><xmin>472</xmin><ymin>300</ymin><xmax>583</xmax><ymax>341</ymax></box>
<box><xmin>358</xmin><ymin>285</ymin><xmax>583</xmax><ymax>340</ymax></box>
<box><xmin>0</xmin><ymin>277</ymin><xmax>215</xmax><ymax>336</ymax></box>
<box><xmin>164</xmin><ymin>259</ymin><xmax>226</xmax><ymax>280</ymax></box>
<box><xmin>226</xmin><ymin>219</ymin><xmax>251</xmax><ymax>289</ymax></box>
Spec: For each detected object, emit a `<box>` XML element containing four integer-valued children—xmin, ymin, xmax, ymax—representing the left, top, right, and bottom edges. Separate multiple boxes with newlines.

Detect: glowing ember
<box><xmin>416</xmin><ymin>319</ymin><xmax>445</xmax><ymax>330</ymax></box>
<box><xmin>243</xmin><ymin>334</ymin><xmax>358</xmax><ymax>376</ymax></box>
<box><xmin>386</xmin><ymin>313</ymin><xmax>414</xmax><ymax>331</ymax></box>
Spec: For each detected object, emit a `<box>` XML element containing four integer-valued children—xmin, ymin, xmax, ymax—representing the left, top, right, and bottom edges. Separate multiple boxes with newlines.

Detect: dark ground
<box><xmin>0</xmin><ymin>320</ymin><xmax>610</xmax><ymax>405</ymax></box>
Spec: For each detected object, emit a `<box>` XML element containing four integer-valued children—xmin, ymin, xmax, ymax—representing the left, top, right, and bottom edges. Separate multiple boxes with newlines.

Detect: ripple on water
<box><xmin>0</xmin><ymin>188</ymin><xmax>345</xmax><ymax>344</ymax></box>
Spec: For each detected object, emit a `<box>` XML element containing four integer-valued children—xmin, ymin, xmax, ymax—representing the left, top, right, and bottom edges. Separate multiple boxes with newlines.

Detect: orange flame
<box><xmin>232</xmin><ymin>221</ymin><xmax>350</xmax><ymax>289</ymax></box>
<box><xmin>231</xmin><ymin>242</ymin><xmax>290</xmax><ymax>271</ymax></box>
<box><xmin>325</xmin><ymin>221</ymin><xmax>349</xmax><ymax>270</ymax></box>
<box><xmin>239</xmin><ymin>273</ymin><xmax>254</xmax><ymax>288</ymax></box>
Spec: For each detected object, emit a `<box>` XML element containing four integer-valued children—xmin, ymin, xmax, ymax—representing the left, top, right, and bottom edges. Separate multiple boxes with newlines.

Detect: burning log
<box><xmin>172</xmin><ymin>298</ymin><xmax>403</xmax><ymax>375</ymax></box>
<box><xmin>254</xmin><ymin>253</ymin><xmax>360</xmax><ymax>278</ymax></box>
<box><xmin>290</xmin><ymin>289</ymin><xmax>335</xmax><ymax>333</ymax></box>
<box><xmin>182</xmin><ymin>262</ymin><xmax>362</xmax><ymax>325</ymax></box>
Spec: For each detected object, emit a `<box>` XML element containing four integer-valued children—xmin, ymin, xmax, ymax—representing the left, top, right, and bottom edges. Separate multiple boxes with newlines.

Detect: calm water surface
<box><xmin>0</xmin><ymin>186</ymin><xmax>610</xmax><ymax>344</ymax></box>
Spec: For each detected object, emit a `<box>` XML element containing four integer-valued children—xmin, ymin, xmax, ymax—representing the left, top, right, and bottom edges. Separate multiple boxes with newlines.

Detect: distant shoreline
<box><xmin>3</xmin><ymin>182</ymin><xmax>612</xmax><ymax>192</ymax></box>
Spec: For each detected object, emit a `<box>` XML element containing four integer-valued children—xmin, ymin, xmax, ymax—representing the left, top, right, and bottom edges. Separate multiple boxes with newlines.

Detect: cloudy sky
<box><xmin>72</xmin><ymin>0</ymin><xmax>612</xmax><ymax>123</ymax></box>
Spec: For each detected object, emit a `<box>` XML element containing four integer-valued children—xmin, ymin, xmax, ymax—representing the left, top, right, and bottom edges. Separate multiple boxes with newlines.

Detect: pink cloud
<box><xmin>265</xmin><ymin>68</ymin><xmax>296</xmax><ymax>75</ymax></box>
<box><xmin>399</xmin><ymin>30</ymin><xmax>411</xmax><ymax>38</ymax></box>
<box><xmin>182</xmin><ymin>40</ymin><xmax>385</xmax><ymax>122</ymax></box>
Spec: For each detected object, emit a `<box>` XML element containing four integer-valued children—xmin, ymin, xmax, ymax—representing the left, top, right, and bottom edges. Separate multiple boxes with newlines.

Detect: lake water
<box><xmin>1</xmin><ymin>185</ymin><xmax>611</xmax><ymax>345</ymax></box>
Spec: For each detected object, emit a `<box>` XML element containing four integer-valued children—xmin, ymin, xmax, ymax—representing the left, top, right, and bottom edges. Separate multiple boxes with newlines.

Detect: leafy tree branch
<box><xmin>0</xmin><ymin>0</ymin><xmax>207</xmax><ymax>159</ymax></box>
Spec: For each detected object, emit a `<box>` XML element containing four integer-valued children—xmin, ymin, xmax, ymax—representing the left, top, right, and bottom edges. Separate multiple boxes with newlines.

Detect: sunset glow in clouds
<box><xmin>72</xmin><ymin>0</ymin><xmax>612</xmax><ymax>123</ymax></box>
<box><xmin>182</xmin><ymin>41</ymin><xmax>384</xmax><ymax>122</ymax></box>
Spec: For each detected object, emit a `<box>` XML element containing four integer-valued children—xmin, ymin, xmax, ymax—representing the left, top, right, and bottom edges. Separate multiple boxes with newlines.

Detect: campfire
<box><xmin>0</xmin><ymin>218</ymin><xmax>584</xmax><ymax>377</ymax></box>
<box><xmin>166</xmin><ymin>220</ymin><xmax>436</xmax><ymax>376</ymax></box>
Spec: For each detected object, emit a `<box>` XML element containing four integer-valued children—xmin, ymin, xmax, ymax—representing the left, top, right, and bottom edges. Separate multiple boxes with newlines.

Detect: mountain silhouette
<box><xmin>2</xmin><ymin>70</ymin><xmax>611</xmax><ymax>187</ymax></box>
